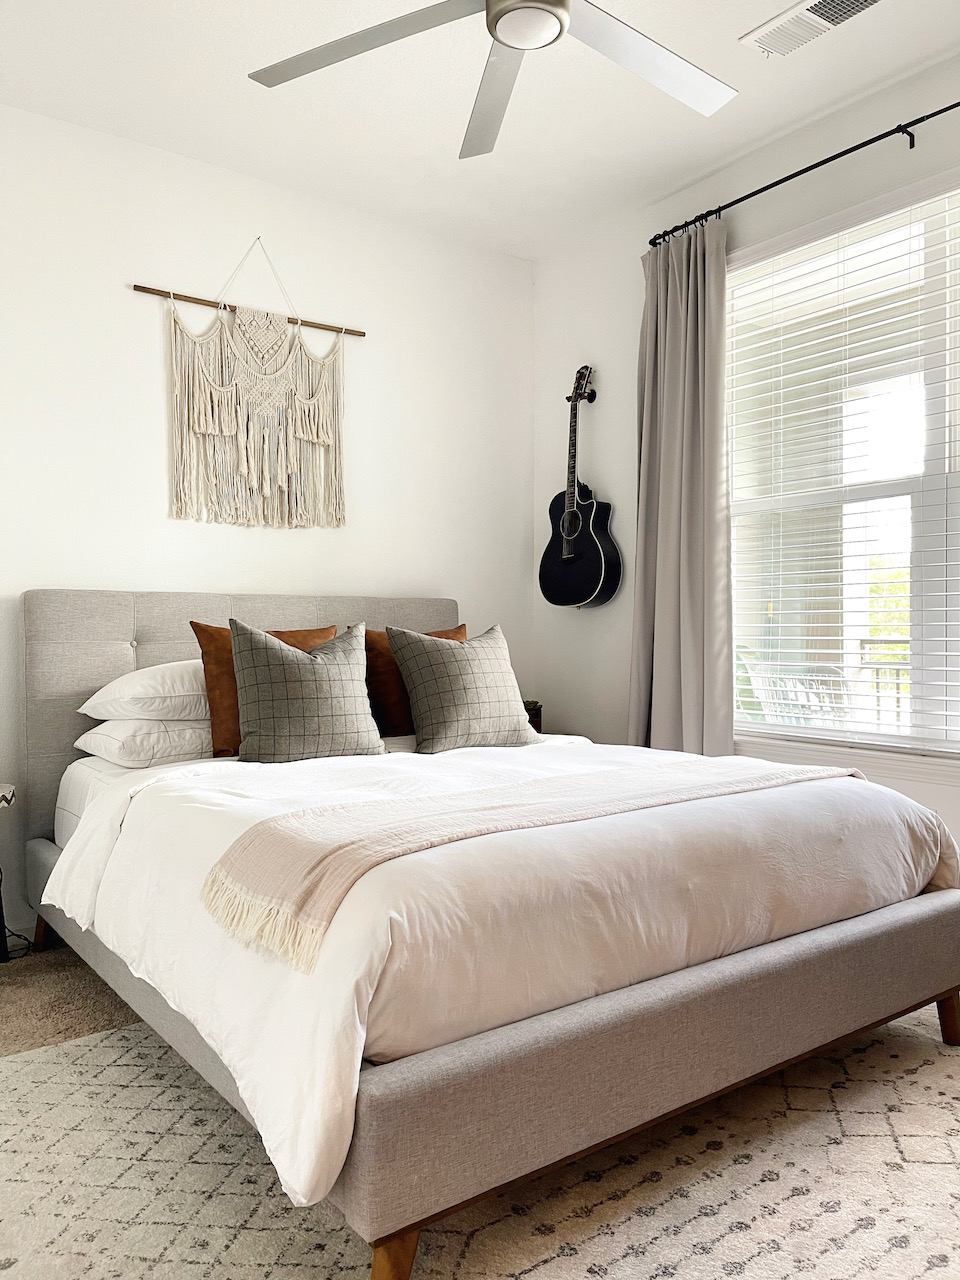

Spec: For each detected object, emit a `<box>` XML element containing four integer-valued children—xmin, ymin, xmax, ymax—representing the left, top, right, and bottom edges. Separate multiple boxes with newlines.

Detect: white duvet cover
<box><xmin>54</xmin><ymin>757</ymin><xmax>230</xmax><ymax>847</ymax></box>
<box><xmin>43</xmin><ymin>737</ymin><xmax>958</xmax><ymax>1206</ymax></box>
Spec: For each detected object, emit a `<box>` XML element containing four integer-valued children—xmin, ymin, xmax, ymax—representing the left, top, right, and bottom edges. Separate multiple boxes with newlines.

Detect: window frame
<box><xmin>727</xmin><ymin>193</ymin><xmax>960</xmax><ymax>754</ymax></box>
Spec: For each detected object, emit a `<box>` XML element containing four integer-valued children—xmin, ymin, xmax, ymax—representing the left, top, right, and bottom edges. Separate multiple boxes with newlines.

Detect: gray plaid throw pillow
<box><xmin>230</xmin><ymin>619</ymin><xmax>384</xmax><ymax>763</ymax></box>
<box><xmin>387</xmin><ymin>624</ymin><xmax>538</xmax><ymax>754</ymax></box>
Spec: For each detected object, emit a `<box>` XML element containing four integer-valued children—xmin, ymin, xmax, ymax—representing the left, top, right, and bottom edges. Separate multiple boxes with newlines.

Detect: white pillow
<box><xmin>79</xmin><ymin>659</ymin><xmax>209</xmax><ymax>721</ymax></box>
<box><xmin>75</xmin><ymin>719</ymin><xmax>213</xmax><ymax>769</ymax></box>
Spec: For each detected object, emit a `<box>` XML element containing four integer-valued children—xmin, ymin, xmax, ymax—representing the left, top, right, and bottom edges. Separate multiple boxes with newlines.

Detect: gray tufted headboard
<box><xmin>21</xmin><ymin>590</ymin><xmax>459</xmax><ymax>843</ymax></box>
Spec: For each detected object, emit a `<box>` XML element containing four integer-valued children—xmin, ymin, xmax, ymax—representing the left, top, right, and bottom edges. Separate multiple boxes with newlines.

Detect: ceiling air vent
<box><xmin>740</xmin><ymin>0</ymin><xmax>883</xmax><ymax>56</ymax></box>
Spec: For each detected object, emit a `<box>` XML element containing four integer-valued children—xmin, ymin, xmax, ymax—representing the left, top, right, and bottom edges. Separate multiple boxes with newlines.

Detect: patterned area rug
<box><xmin>2</xmin><ymin>1013</ymin><xmax>960</xmax><ymax>1279</ymax></box>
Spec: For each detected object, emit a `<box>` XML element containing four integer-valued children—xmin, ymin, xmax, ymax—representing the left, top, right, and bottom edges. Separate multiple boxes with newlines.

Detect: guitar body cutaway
<box><xmin>539</xmin><ymin>482</ymin><xmax>622</xmax><ymax>608</ymax></box>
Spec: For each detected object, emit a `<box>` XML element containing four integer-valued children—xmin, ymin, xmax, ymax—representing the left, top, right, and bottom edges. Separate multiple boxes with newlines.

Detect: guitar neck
<box><xmin>565</xmin><ymin>399</ymin><xmax>579</xmax><ymax>511</ymax></box>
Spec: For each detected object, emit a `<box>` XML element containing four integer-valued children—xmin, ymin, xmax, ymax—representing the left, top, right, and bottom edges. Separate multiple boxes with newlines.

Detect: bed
<box><xmin>22</xmin><ymin>588</ymin><xmax>960</xmax><ymax>1280</ymax></box>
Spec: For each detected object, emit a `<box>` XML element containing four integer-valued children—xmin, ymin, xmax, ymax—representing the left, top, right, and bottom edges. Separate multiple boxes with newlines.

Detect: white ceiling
<box><xmin>2</xmin><ymin>0</ymin><xmax>958</xmax><ymax>258</ymax></box>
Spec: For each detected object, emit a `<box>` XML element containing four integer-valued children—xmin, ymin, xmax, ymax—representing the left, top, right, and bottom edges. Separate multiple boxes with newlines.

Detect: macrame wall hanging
<box><xmin>168</xmin><ymin>239</ymin><xmax>345</xmax><ymax>529</ymax></box>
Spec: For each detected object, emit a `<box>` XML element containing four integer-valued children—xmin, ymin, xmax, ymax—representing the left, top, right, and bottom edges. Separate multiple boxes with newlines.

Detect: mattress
<box><xmin>54</xmin><ymin>738</ymin><xmax>421</xmax><ymax>846</ymax></box>
<box><xmin>56</xmin><ymin>757</ymin><xmax>147</xmax><ymax>847</ymax></box>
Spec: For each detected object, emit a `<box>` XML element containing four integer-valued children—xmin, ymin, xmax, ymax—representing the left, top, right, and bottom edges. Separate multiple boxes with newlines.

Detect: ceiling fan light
<box><xmin>487</xmin><ymin>0</ymin><xmax>570</xmax><ymax>50</ymax></box>
<box><xmin>495</xmin><ymin>7</ymin><xmax>562</xmax><ymax>48</ymax></box>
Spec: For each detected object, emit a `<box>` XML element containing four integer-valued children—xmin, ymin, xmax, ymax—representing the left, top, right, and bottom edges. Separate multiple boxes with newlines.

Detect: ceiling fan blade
<box><xmin>567</xmin><ymin>0</ymin><xmax>736</xmax><ymax>117</ymax></box>
<box><xmin>249</xmin><ymin>0</ymin><xmax>486</xmax><ymax>88</ymax></box>
<box><xmin>460</xmin><ymin>41</ymin><xmax>524</xmax><ymax>159</ymax></box>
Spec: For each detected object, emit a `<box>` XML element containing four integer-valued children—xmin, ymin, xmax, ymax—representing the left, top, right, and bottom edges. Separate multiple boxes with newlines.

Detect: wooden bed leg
<box><xmin>937</xmin><ymin>991</ymin><xmax>960</xmax><ymax>1046</ymax></box>
<box><xmin>33</xmin><ymin>915</ymin><xmax>56</xmax><ymax>951</ymax></box>
<box><xmin>370</xmin><ymin>1228</ymin><xmax>421</xmax><ymax>1280</ymax></box>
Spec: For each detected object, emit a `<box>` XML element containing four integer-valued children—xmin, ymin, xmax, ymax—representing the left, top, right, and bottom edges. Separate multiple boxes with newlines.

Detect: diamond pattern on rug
<box><xmin>2</xmin><ymin>1013</ymin><xmax>960</xmax><ymax>1278</ymax></box>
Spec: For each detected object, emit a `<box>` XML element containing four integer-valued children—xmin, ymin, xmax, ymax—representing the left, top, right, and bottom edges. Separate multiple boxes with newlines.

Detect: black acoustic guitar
<box><xmin>539</xmin><ymin>366</ymin><xmax>622</xmax><ymax>608</ymax></box>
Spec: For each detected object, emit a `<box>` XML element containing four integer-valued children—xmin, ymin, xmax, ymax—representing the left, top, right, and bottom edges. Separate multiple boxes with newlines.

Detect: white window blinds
<box><xmin>728</xmin><ymin>185</ymin><xmax>960</xmax><ymax>751</ymax></box>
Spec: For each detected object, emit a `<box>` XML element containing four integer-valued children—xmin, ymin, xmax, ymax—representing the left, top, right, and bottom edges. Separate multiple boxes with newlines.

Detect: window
<box><xmin>728</xmin><ymin>187</ymin><xmax>960</xmax><ymax>752</ymax></box>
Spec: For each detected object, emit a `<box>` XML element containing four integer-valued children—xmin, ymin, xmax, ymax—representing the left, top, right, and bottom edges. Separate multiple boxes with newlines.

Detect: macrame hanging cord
<box><xmin>170</xmin><ymin>238</ymin><xmax>344</xmax><ymax>529</ymax></box>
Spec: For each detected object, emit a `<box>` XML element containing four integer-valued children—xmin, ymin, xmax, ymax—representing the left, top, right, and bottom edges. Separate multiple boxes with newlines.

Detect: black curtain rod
<box><xmin>648</xmin><ymin>96</ymin><xmax>960</xmax><ymax>249</ymax></box>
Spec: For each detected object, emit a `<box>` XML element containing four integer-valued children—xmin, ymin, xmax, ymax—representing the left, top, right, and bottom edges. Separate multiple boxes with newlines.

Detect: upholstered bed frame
<box><xmin>21</xmin><ymin>589</ymin><xmax>960</xmax><ymax>1280</ymax></box>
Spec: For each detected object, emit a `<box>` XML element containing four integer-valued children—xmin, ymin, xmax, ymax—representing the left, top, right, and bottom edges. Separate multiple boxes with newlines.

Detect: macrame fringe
<box><xmin>170</xmin><ymin>304</ymin><xmax>345</xmax><ymax>529</ymax></box>
<box><xmin>201</xmin><ymin>864</ymin><xmax>323</xmax><ymax>974</ymax></box>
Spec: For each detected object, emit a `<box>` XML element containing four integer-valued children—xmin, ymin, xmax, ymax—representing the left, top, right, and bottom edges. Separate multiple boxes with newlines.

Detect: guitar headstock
<box><xmin>566</xmin><ymin>365</ymin><xmax>597</xmax><ymax>405</ymax></box>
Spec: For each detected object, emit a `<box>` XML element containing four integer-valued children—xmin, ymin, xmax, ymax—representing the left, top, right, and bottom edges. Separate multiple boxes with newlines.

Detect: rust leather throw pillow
<box><xmin>365</xmin><ymin>625</ymin><xmax>467</xmax><ymax>738</ymax></box>
<box><xmin>190</xmin><ymin>621</ymin><xmax>337</xmax><ymax>757</ymax></box>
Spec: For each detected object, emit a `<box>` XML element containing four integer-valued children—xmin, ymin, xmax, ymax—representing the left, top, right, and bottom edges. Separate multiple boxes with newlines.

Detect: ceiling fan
<box><xmin>249</xmin><ymin>0</ymin><xmax>737</xmax><ymax>159</ymax></box>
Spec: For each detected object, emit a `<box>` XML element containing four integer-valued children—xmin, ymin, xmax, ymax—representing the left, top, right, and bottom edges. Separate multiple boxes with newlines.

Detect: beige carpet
<box><xmin>2</xmin><ymin>1011</ymin><xmax>960</xmax><ymax>1279</ymax></box>
<box><xmin>0</xmin><ymin>943</ymin><xmax>138</xmax><ymax>1056</ymax></box>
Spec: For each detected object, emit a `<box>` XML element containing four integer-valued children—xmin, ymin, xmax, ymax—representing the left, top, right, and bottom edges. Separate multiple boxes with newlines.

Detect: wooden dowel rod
<box><xmin>132</xmin><ymin>284</ymin><xmax>365</xmax><ymax>338</ymax></box>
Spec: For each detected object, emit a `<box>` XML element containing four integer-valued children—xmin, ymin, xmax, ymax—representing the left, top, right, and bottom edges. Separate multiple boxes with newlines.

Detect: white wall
<box><xmin>0</xmin><ymin>107</ymin><xmax>535</xmax><ymax>928</ymax></box>
<box><xmin>531</xmin><ymin>56</ymin><xmax>960</xmax><ymax>821</ymax></box>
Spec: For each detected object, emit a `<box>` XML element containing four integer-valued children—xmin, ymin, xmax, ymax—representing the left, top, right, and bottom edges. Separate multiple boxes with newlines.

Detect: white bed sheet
<box><xmin>56</xmin><ymin>758</ymin><xmax>179</xmax><ymax>847</ymax></box>
<box><xmin>43</xmin><ymin>737</ymin><xmax>958</xmax><ymax>1207</ymax></box>
<box><xmin>54</xmin><ymin>738</ymin><xmax>420</xmax><ymax>845</ymax></box>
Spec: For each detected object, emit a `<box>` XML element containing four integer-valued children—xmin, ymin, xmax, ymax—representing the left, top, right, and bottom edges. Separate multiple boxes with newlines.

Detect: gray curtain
<box><xmin>627</xmin><ymin>220</ymin><xmax>733</xmax><ymax>755</ymax></box>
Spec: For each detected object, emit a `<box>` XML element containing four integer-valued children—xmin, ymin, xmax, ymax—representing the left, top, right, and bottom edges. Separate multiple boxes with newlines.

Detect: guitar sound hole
<box><xmin>559</xmin><ymin>510</ymin><xmax>582</xmax><ymax>540</ymax></box>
